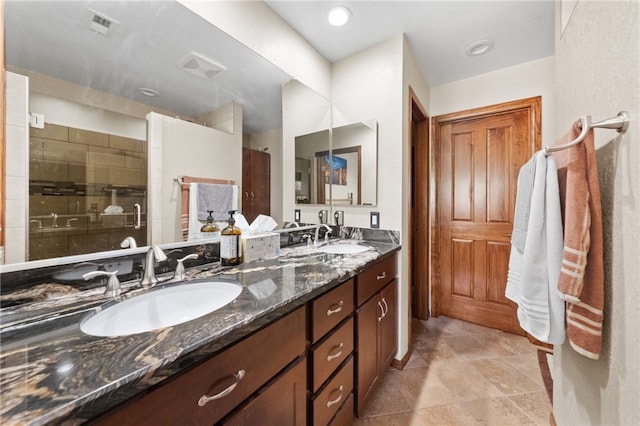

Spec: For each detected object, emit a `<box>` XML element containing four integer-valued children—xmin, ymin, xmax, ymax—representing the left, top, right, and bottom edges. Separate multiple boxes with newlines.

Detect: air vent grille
<box><xmin>178</xmin><ymin>52</ymin><xmax>226</xmax><ymax>79</ymax></box>
<box><xmin>88</xmin><ymin>9</ymin><xmax>118</xmax><ymax>35</ymax></box>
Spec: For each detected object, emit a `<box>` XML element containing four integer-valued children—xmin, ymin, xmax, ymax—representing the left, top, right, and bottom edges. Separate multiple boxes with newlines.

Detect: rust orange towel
<box><xmin>552</xmin><ymin>121</ymin><xmax>604</xmax><ymax>360</ymax></box>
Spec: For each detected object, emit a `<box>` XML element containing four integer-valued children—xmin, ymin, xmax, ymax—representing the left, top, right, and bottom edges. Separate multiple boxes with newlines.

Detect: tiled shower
<box><xmin>28</xmin><ymin>124</ymin><xmax>147</xmax><ymax>260</ymax></box>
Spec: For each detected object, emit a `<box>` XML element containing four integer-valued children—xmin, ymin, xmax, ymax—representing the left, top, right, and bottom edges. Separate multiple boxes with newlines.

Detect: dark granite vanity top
<box><xmin>0</xmin><ymin>238</ymin><xmax>400</xmax><ymax>425</ymax></box>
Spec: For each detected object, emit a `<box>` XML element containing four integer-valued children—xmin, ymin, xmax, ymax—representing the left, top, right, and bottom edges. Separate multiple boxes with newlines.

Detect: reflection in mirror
<box><xmin>3</xmin><ymin>1</ymin><xmax>291</xmax><ymax>265</ymax></box>
<box><xmin>294</xmin><ymin>120</ymin><xmax>377</xmax><ymax>207</ymax></box>
<box><xmin>283</xmin><ymin>79</ymin><xmax>331</xmax><ymax>210</ymax></box>
<box><xmin>295</xmin><ymin>130</ymin><xmax>330</xmax><ymax>204</ymax></box>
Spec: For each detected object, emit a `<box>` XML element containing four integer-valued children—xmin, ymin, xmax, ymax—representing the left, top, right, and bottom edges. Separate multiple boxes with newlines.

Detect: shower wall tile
<box><xmin>30</xmin><ymin>123</ymin><xmax>68</xmax><ymax>142</ymax></box>
<box><xmin>69</xmin><ymin>128</ymin><xmax>109</xmax><ymax>147</ymax></box>
<box><xmin>43</xmin><ymin>139</ymin><xmax>88</xmax><ymax>163</ymax></box>
<box><xmin>110</xmin><ymin>135</ymin><xmax>144</xmax><ymax>152</ymax></box>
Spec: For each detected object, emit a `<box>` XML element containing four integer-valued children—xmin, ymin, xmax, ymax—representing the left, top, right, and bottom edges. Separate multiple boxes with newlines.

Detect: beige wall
<box><xmin>553</xmin><ymin>1</ymin><xmax>640</xmax><ymax>425</ymax></box>
<box><xmin>430</xmin><ymin>56</ymin><xmax>555</xmax><ymax>145</ymax></box>
<box><xmin>148</xmin><ymin>107</ymin><xmax>243</xmax><ymax>245</ymax></box>
<box><xmin>400</xmin><ymin>36</ymin><xmax>430</xmax><ymax>360</ymax></box>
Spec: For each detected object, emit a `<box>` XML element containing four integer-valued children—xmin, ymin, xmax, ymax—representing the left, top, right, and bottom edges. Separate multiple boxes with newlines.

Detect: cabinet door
<box><xmin>242</xmin><ymin>148</ymin><xmax>270</xmax><ymax>223</ymax></box>
<box><xmin>355</xmin><ymin>295</ymin><xmax>381</xmax><ymax>416</ymax></box>
<box><xmin>379</xmin><ymin>280</ymin><xmax>397</xmax><ymax>372</ymax></box>
<box><xmin>223</xmin><ymin>359</ymin><xmax>306</xmax><ymax>426</ymax></box>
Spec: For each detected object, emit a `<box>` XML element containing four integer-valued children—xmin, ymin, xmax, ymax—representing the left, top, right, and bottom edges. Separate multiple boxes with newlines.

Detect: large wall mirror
<box><xmin>294</xmin><ymin>120</ymin><xmax>377</xmax><ymax>207</ymax></box>
<box><xmin>3</xmin><ymin>0</ymin><xmax>296</xmax><ymax>265</ymax></box>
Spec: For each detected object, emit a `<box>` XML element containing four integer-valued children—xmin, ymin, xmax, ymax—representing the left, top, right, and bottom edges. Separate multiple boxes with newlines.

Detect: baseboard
<box><xmin>391</xmin><ymin>348</ymin><xmax>412</xmax><ymax>370</ymax></box>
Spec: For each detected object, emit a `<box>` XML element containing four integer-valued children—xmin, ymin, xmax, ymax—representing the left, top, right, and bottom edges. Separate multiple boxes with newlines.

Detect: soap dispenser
<box><xmin>200</xmin><ymin>210</ymin><xmax>220</xmax><ymax>239</ymax></box>
<box><xmin>220</xmin><ymin>210</ymin><xmax>242</xmax><ymax>266</ymax></box>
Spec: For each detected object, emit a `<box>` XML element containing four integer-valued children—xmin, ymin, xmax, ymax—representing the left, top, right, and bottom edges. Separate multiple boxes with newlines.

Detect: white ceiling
<box><xmin>4</xmin><ymin>1</ymin><xmax>555</xmax><ymax>135</ymax></box>
<box><xmin>265</xmin><ymin>0</ymin><xmax>555</xmax><ymax>86</ymax></box>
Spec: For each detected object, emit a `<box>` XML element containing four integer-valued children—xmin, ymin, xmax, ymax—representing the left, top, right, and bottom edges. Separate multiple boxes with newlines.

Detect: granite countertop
<box><xmin>0</xmin><ymin>239</ymin><xmax>400</xmax><ymax>425</ymax></box>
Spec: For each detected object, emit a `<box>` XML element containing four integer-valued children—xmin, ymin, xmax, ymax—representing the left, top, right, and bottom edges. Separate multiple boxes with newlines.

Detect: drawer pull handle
<box><xmin>326</xmin><ymin>300</ymin><xmax>344</xmax><ymax>316</ymax></box>
<box><xmin>381</xmin><ymin>298</ymin><xmax>389</xmax><ymax>318</ymax></box>
<box><xmin>376</xmin><ymin>272</ymin><xmax>387</xmax><ymax>280</ymax></box>
<box><xmin>197</xmin><ymin>369</ymin><xmax>246</xmax><ymax>407</ymax></box>
<box><xmin>326</xmin><ymin>385</ymin><xmax>344</xmax><ymax>408</ymax></box>
<box><xmin>377</xmin><ymin>301</ymin><xmax>384</xmax><ymax>322</ymax></box>
<box><xmin>326</xmin><ymin>343</ymin><xmax>345</xmax><ymax>362</ymax></box>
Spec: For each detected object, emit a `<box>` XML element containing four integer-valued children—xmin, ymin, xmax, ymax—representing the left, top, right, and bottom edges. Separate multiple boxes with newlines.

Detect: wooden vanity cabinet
<box><xmin>222</xmin><ymin>359</ymin><xmax>306</xmax><ymax>425</ymax></box>
<box><xmin>355</xmin><ymin>254</ymin><xmax>398</xmax><ymax>417</ymax></box>
<box><xmin>308</xmin><ymin>278</ymin><xmax>355</xmax><ymax>426</ymax></box>
<box><xmin>94</xmin><ymin>306</ymin><xmax>306</xmax><ymax>426</ymax></box>
<box><xmin>92</xmin><ymin>251</ymin><xmax>399</xmax><ymax>425</ymax></box>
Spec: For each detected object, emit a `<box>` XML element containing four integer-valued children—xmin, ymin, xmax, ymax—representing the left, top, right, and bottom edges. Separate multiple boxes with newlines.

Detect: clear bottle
<box><xmin>200</xmin><ymin>210</ymin><xmax>220</xmax><ymax>239</ymax></box>
<box><xmin>220</xmin><ymin>210</ymin><xmax>242</xmax><ymax>266</ymax></box>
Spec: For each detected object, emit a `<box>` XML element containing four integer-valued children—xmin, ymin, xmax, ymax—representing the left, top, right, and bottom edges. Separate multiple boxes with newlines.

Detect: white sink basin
<box><xmin>81</xmin><ymin>280</ymin><xmax>242</xmax><ymax>337</ymax></box>
<box><xmin>321</xmin><ymin>243</ymin><xmax>370</xmax><ymax>254</ymax></box>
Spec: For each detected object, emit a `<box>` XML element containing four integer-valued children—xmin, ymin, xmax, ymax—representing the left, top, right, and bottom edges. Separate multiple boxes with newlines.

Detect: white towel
<box><xmin>506</xmin><ymin>151</ymin><xmax>565</xmax><ymax>344</ymax></box>
<box><xmin>188</xmin><ymin>183</ymin><xmax>239</xmax><ymax>241</ymax></box>
<box><xmin>511</xmin><ymin>155</ymin><xmax>537</xmax><ymax>252</ymax></box>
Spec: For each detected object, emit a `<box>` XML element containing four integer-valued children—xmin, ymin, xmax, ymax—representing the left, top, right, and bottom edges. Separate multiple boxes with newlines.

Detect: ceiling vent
<box><xmin>178</xmin><ymin>52</ymin><xmax>226</xmax><ymax>79</ymax></box>
<box><xmin>88</xmin><ymin>9</ymin><xmax>119</xmax><ymax>35</ymax></box>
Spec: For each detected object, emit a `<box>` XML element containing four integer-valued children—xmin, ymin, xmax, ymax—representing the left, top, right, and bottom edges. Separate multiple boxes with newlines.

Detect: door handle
<box><xmin>326</xmin><ymin>385</ymin><xmax>344</xmax><ymax>408</ymax></box>
<box><xmin>326</xmin><ymin>343</ymin><xmax>344</xmax><ymax>362</ymax></box>
<box><xmin>197</xmin><ymin>369</ymin><xmax>245</xmax><ymax>407</ymax></box>
<box><xmin>377</xmin><ymin>301</ymin><xmax>384</xmax><ymax>322</ymax></box>
<box><xmin>326</xmin><ymin>300</ymin><xmax>344</xmax><ymax>316</ymax></box>
<box><xmin>134</xmin><ymin>203</ymin><xmax>141</xmax><ymax>230</ymax></box>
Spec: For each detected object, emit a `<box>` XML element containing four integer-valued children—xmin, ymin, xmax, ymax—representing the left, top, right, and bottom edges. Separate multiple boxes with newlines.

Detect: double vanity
<box><xmin>0</xmin><ymin>235</ymin><xmax>400</xmax><ymax>425</ymax></box>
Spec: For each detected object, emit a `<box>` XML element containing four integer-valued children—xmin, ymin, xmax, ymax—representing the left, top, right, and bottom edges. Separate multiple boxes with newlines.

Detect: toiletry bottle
<box><xmin>220</xmin><ymin>210</ymin><xmax>242</xmax><ymax>266</ymax></box>
<box><xmin>88</xmin><ymin>203</ymin><xmax>99</xmax><ymax>223</ymax></box>
<box><xmin>200</xmin><ymin>210</ymin><xmax>220</xmax><ymax>239</ymax></box>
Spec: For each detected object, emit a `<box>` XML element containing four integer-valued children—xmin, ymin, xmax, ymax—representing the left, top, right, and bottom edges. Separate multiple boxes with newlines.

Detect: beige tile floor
<box><xmin>354</xmin><ymin>316</ymin><xmax>552</xmax><ymax>426</ymax></box>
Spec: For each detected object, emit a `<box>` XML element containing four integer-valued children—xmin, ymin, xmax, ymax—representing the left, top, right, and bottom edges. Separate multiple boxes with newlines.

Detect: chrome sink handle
<box><xmin>83</xmin><ymin>270</ymin><xmax>121</xmax><ymax>297</ymax></box>
<box><xmin>173</xmin><ymin>253</ymin><xmax>199</xmax><ymax>281</ymax></box>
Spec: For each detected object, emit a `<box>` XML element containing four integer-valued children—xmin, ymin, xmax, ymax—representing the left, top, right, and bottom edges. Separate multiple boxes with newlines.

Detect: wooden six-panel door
<box><xmin>433</xmin><ymin>98</ymin><xmax>540</xmax><ymax>334</ymax></box>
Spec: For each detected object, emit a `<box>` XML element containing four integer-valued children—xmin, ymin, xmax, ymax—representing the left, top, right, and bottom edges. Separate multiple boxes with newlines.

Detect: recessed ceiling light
<box><xmin>327</xmin><ymin>5</ymin><xmax>352</xmax><ymax>27</ymax></box>
<box><xmin>466</xmin><ymin>39</ymin><xmax>494</xmax><ymax>56</ymax></box>
<box><xmin>139</xmin><ymin>88</ymin><xmax>159</xmax><ymax>97</ymax></box>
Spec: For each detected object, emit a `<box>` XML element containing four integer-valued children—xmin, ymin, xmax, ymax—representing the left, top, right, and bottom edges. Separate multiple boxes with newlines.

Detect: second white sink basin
<box><xmin>321</xmin><ymin>243</ymin><xmax>370</xmax><ymax>254</ymax></box>
<box><xmin>81</xmin><ymin>280</ymin><xmax>242</xmax><ymax>337</ymax></box>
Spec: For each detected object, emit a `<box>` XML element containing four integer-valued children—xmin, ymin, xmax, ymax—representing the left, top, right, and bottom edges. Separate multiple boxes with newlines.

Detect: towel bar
<box><xmin>545</xmin><ymin>111</ymin><xmax>630</xmax><ymax>155</ymax></box>
<box><xmin>174</xmin><ymin>175</ymin><xmax>235</xmax><ymax>185</ymax></box>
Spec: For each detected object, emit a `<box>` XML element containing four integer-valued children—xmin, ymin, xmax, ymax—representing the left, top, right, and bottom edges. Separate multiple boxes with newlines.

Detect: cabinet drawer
<box><xmin>356</xmin><ymin>254</ymin><xmax>397</xmax><ymax>306</ymax></box>
<box><xmin>312</xmin><ymin>357</ymin><xmax>354</xmax><ymax>426</ymax></box>
<box><xmin>222</xmin><ymin>359</ymin><xmax>306</xmax><ymax>426</ymax></box>
<box><xmin>97</xmin><ymin>306</ymin><xmax>306</xmax><ymax>425</ymax></box>
<box><xmin>311</xmin><ymin>279</ymin><xmax>354</xmax><ymax>343</ymax></box>
<box><xmin>329</xmin><ymin>393</ymin><xmax>354</xmax><ymax>426</ymax></box>
<box><xmin>311</xmin><ymin>317</ymin><xmax>354</xmax><ymax>392</ymax></box>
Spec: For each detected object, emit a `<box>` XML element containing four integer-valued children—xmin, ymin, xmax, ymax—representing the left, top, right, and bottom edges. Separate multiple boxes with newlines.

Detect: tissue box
<box><xmin>242</xmin><ymin>233</ymin><xmax>280</xmax><ymax>263</ymax></box>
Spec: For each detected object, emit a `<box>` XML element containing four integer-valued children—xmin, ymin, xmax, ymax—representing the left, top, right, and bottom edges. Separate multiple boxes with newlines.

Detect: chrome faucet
<box><xmin>120</xmin><ymin>236</ymin><xmax>138</xmax><ymax>249</ymax></box>
<box><xmin>83</xmin><ymin>270</ymin><xmax>121</xmax><ymax>297</ymax></box>
<box><xmin>141</xmin><ymin>245</ymin><xmax>168</xmax><ymax>289</ymax></box>
<box><xmin>50</xmin><ymin>213</ymin><xmax>59</xmax><ymax>228</ymax></box>
<box><xmin>314</xmin><ymin>224</ymin><xmax>332</xmax><ymax>246</ymax></box>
